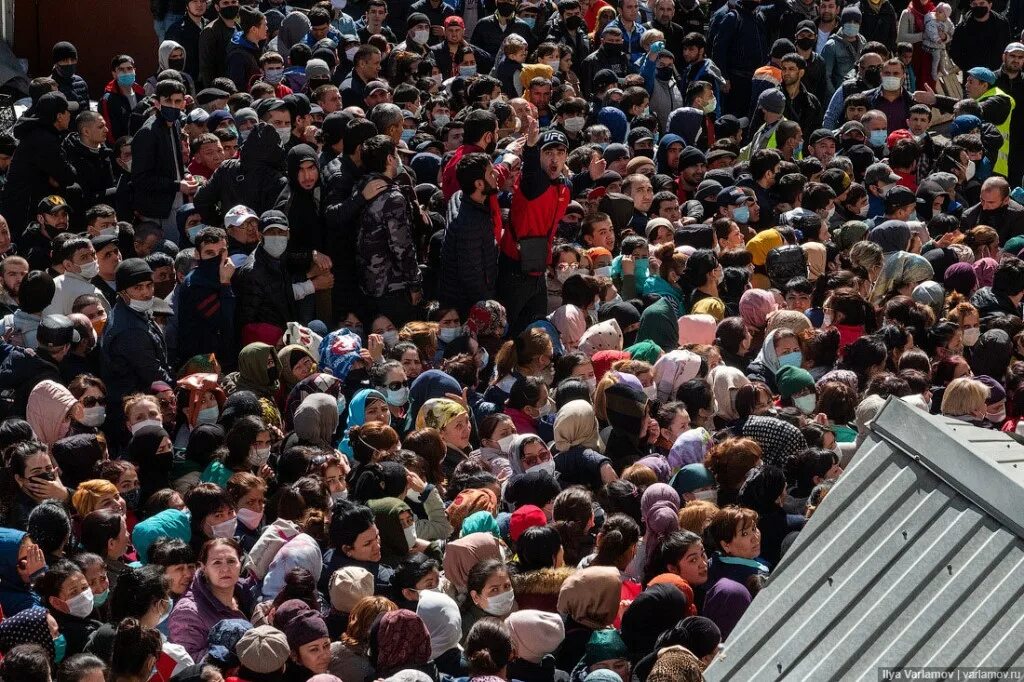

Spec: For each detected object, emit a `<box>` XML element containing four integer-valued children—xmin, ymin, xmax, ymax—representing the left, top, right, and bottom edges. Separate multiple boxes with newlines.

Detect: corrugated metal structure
<box><xmin>704</xmin><ymin>397</ymin><xmax>1024</xmax><ymax>681</ymax></box>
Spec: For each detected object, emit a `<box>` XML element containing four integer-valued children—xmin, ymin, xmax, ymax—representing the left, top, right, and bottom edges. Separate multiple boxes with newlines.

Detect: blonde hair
<box><xmin>72</xmin><ymin>479</ymin><xmax>119</xmax><ymax>518</ymax></box>
<box><xmin>677</xmin><ymin>499</ymin><xmax>719</xmax><ymax>535</ymax></box>
<box><xmin>340</xmin><ymin>596</ymin><xmax>397</xmax><ymax>650</ymax></box>
<box><xmin>940</xmin><ymin>377</ymin><xmax>989</xmax><ymax>417</ymax></box>
<box><xmin>122</xmin><ymin>393</ymin><xmax>160</xmax><ymax>420</ymax></box>
<box><xmin>620</xmin><ymin>463</ymin><xmax>658</xmax><ymax>488</ymax></box>
<box><xmin>495</xmin><ymin>328</ymin><xmax>553</xmax><ymax>380</ymax></box>
<box><xmin>592</xmin><ymin>371</ymin><xmax>623</xmax><ymax>422</ymax></box>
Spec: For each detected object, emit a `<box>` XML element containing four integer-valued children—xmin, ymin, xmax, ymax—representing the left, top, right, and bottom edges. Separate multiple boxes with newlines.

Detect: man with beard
<box><xmin>439</xmin><ymin>153</ymin><xmax>501</xmax><ymax>314</ymax></box>
<box><xmin>675</xmin><ymin>146</ymin><xmax>706</xmax><ymax>203</ymax></box>
<box><xmin>0</xmin><ymin>256</ymin><xmax>27</xmax><ymax>316</ymax></box>
<box><xmin>815</xmin><ymin>0</ymin><xmax>839</xmax><ymax>52</ymax></box>
<box><xmin>822</xmin><ymin>48</ymin><xmax>884</xmax><ymax>128</ymax></box>
<box><xmin>960</xmin><ymin>177</ymin><xmax>1024</xmax><ymax>244</ymax></box>
<box><xmin>645</xmin><ymin>0</ymin><xmax>684</xmax><ymax>60</ymax></box>
<box><xmin>21</xmin><ymin>195</ymin><xmax>71</xmax><ymax>272</ymax></box>
<box><xmin>996</xmin><ymin>43</ymin><xmax>1024</xmax><ymax>185</ymax></box>
<box><xmin>440</xmin><ymin>109</ymin><xmax>505</xmax><ymax>200</ymax></box>
<box><xmin>780</xmin><ymin>53</ymin><xmax>824</xmax><ymax>136</ymax></box>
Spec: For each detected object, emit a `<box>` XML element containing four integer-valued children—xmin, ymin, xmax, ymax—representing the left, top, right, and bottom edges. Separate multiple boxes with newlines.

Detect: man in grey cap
<box><xmin>742</xmin><ymin>88</ymin><xmax>787</xmax><ymax>160</ymax></box>
<box><xmin>0</xmin><ymin>313</ymin><xmax>79</xmax><ymax>417</ymax></box>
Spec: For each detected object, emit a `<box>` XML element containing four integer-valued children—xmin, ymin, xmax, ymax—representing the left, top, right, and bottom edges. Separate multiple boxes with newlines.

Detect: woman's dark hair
<box><xmin>57</xmin><ymin>653</ymin><xmax>107</xmax><ymax>682</ymax></box>
<box><xmin>800</xmin><ymin>327</ymin><xmax>840</xmax><ymax>370</ymax></box>
<box><xmin>676</xmin><ymin>379</ymin><xmax>713</xmax><ymax>415</ymax></box>
<box><xmin>271</xmin><ymin>567</ymin><xmax>319</xmax><ymax>610</ymax></box>
<box><xmin>784</xmin><ymin>448</ymin><xmax>838</xmax><ymax>496</ymax></box>
<box><xmin>277</xmin><ymin>445</ymin><xmax>320</xmax><ymax>485</ymax></box>
<box><xmin>737</xmin><ymin>465</ymin><xmax>787</xmax><ymax>513</ymax></box>
<box><xmin>110</xmin><ymin>619</ymin><xmax>162</xmax><ymax>680</ymax></box>
<box><xmin>839</xmin><ymin>335</ymin><xmax>887</xmax><ymax>388</ymax></box>
<box><xmin>442</xmin><ymin>334</ymin><xmax>477</xmax><ymax>360</ymax></box>
<box><xmin>0</xmin><ymin>644</ymin><xmax>52</xmax><ymax>682</ymax></box>
<box><xmin>826</xmin><ymin>287</ymin><xmax>873</xmax><ymax>328</ymax></box>
<box><xmin>651</xmin><ymin>616</ymin><xmax>722</xmax><ymax>660</ymax></box>
<box><xmin>514</xmin><ymin>526</ymin><xmax>562</xmax><ymax>572</ymax></box>
<box><xmin>593</xmin><ymin>513</ymin><xmax>641</xmax><ymax>567</ymax></box>
<box><xmin>465</xmin><ymin>619</ymin><xmax>514</xmax><ymax>676</ymax></box>
<box><xmin>598</xmin><ymin>480</ymin><xmax>642</xmax><ymax>527</ymax></box>
<box><xmin>79</xmin><ymin>509</ymin><xmax>124</xmax><ymax>558</ymax></box>
<box><xmin>816</xmin><ymin>381</ymin><xmax>858</xmax><ymax>423</ymax></box>
<box><xmin>447</xmin><ymin>469</ymin><xmax>499</xmax><ymax>500</ymax></box>
<box><xmin>0</xmin><ymin>419</ymin><xmax>35</xmax><ymax>454</ymax></box>
<box><xmin>6</xmin><ymin>440</ymin><xmax>48</xmax><ymax>477</ymax></box>
<box><xmin>142</xmin><ymin>488</ymin><xmax>181</xmax><ymax>519</ymax></box>
<box><xmin>734</xmin><ymin>383</ymin><xmax>772</xmax><ymax>420</ymax></box>
<box><xmin>553</xmin><ymin>352</ymin><xmax>591</xmax><ymax>387</ymax></box>
<box><xmin>110</xmin><ymin>565</ymin><xmax>169</xmax><ymax>621</ymax></box>
<box><xmin>643</xmin><ymin>529</ymin><xmax>702</xmax><ymax>586</ymax></box>
<box><xmin>551</xmin><ymin>486</ymin><xmax>593</xmax><ymax>566</ymax></box>
<box><xmin>897</xmin><ymin>347</ymin><xmax>932</xmax><ymax>375</ymax></box>
<box><xmin>555</xmin><ymin>378</ymin><xmax>591</xmax><ymax>409</ymax></box>
<box><xmin>876</xmin><ymin>323</ymin><xmax>911</xmax><ymax>371</ymax></box>
<box><xmin>403</xmin><ymin>428</ymin><xmax>446</xmax><ymax>486</ymax></box>
<box><xmin>561</xmin><ymin>274</ymin><xmax>603</xmax><ymax>309</ymax></box>
<box><xmin>507</xmin><ymin>376</ymin><xmax>546</xmax><ymax>411</ymax></box>
<box><xmin>33</xmin><ymin>559</ymin><xmax>84</xmax><ymax>603</ymax></box>
<box><xmin>933</xmin><ymin>355</ymin><xmax>968</xmax><ymax>386</ymax></box>
<box><xmin>220</xmin><ymin>415</ymin><xmax>267</xmax><ymax>471</ymax></box>
<box><xmin>466</xmin><ymin>558</ymin><xmax>508</xmax><ymax>598</ymax></box>
<box><xmin>864</xmin><ymin>372</ymin><xmax>911</xmax><ymax>399</ymax></box>
<box><xmin>392</xmin><ymin>554</ymin><xmax>441</xmax><ymax>591</ymax></box>
<box><xmin>884</xmin><ymin>296</ymin><xmax>933</xmax><ymax>343</ymax></box>
<box><xmin>329</xmin><ymin>501</ymin><xmax>376</xmax><ymax>552</ymax></box>
<box><xmin>715</xmin><ymin>317</ymin><xmax>748</xmax><ymax>356</ymax></box>
<box><xmin>185</xmin><ymin>482</ymin><xmax>234</xmax><ymax>542</ymax></box>
<box><xmin>292</xmin><ymin>475</ymin><xmax>331</xmax><ymax>513</ymax></box>
<box><xmin>925</xmin><ymin>319</ymin><xmax>960</xmax><ymax>356</ymax></box>
<box><xmin>148</xmin><ymin>538</ymin><xmax>195</xmax><ymax>567</ymax></box>
<box><xmin>898</xmin><ymin>368</ymin><xmax>930</xmax><ymax>394</ymax></box>
<box><xmin>198</xmin><ymin>537</ymin><xmax>243</xmax><ymax>563</ymax></box>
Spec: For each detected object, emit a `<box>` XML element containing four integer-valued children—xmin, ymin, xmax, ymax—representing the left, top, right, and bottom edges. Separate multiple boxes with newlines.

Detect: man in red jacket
<box><xmin>498</xmin><ymin>118</ymin><xmax>573</xmax><ymax>334</ymax></box>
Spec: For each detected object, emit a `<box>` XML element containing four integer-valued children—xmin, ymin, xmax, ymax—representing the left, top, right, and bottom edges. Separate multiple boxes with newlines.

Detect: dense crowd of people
<box><xmin>0</xmin><ymin>0</ymin><xmax>1021</xmax><ymax>679</ymax></box>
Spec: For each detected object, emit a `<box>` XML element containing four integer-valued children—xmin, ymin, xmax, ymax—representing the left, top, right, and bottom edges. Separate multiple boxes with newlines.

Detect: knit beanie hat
<box><xmin>279</xmin><ymin>606</ymin><xmax>329</xmax><ymax>650</ymax></box>
<box><xmin>206</xmin><ymin>619</ymin><xmax>253</xmax><ymax>668</ymax></box>
<box><xmin>678</xmin><ymin>616</ymin><xmax>722</xmax><ymax>658</ymax></box>
<box><xmin>236</xmin><ymin>626</ymin><xmax>290</xmax><ymax>674</ymax></box>
<box><xmin>509</xmin><ymin>505</ymin><xmax>547</xmax><ymax>542</ymax></box>
<box><xmin>506</xmin><ymin>610</ymin><xmax>565</xmax><ymax>663</ymax></box>
<box><xmin>584</xmin><ymin>672</ymin><xmax>624</xmax><ymax>682</ymax></box>
<box><xmin>775</xmin><ymin>365</ymin><xmax>815</xmax><ymax>399</ymax></box>
<box><xmin>329</xmin><ymin>566</ymin><xmax>374</xmax><ymax>612</ymax></box>
<box><xmin>26</xmin><ymin>500</ymin><xmax>70</xmax><ymax>557</ymax></box>
<box><xmin>52</xmin><ymin>41</ymin><xmax>77</xmax><ymax>63</ymax></box>
<box><xmin>116</xmin><ymin>258</ymin><xmax>153</xmax><ymax>292</ymax></box>
<box><xmin>584</xmin><ymin>628</ymin><xmax>629</xmax><ymax>665</ymax></box>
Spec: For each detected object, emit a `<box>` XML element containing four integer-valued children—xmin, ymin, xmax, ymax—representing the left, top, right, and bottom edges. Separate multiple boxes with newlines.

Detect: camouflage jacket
<box><xmin>357</xmin><ymin>174</ymin><xmax>423</xmax><ymax>298</ymax></box>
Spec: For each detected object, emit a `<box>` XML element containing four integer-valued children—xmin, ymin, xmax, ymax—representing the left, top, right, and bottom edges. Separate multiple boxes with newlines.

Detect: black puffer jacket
<box><xmin>51</xmin><ymin>70</ymin><xmax>90</xmax><ymax>117</ymax></box>
<box><xmin>62</xmin><ymin>133</ymin><xmax>115</xmax><ymax>226</ymax></box>
<box><xmin>0</xmin><ymin>117</ymin><xmax>78</xmax><ymax>238</ymax></box>
<box><xmin>194</xmin><ymin>123</ymin><xmax>287</xmax><ymax>224</ymax></box>
<box><xmin>130</xmin><ymin>112</ymin><xmax>185</xmax><ymax>219</ymax></box>
<box><xmin>438</xmin><ymin>190</ymin><xmax>498</xmax><ymax>312</ymax></box>
<box><xmin>232</xmin><ymin>244</ymin><xmax>311</xmax><ymax>333</ymax></box>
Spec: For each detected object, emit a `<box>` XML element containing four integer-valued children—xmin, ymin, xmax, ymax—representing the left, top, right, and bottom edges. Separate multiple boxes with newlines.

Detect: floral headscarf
<box><xmin>415</xmin><ymin>398</ymin><xmax>466</xmax><ymax>431</ymax></box>
<box><xmin>466</xmin><ymin>300</ymin><xmax>508</xmax><ymax>338</ymax></box>
<box><xmin>177</xmin><ymin>373</ymin><xmax>226</xmax><ymax>428</ymax></box>
<box><xmin>579</xmin><ymin>319</ymin><xmax>624</xmax><ymax>356</ymax></box>
<box><xmin>284</xmin><ymin>372</ymin><xmax>341</xmax><ymax>430</ymax></box>
<box><xmin>318</xmin><ymin>328</ymin><xmax>363</xmax><ymax>381</ymax></box>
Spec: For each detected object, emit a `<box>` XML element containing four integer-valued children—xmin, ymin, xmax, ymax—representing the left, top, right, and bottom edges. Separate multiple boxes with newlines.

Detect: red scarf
<box><xmin>910</xmin><ymin>0</ymin><xmax>934</xmax><ymax>33</ymax></box>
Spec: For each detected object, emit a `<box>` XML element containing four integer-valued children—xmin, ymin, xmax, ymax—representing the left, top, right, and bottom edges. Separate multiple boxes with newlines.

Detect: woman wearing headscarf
<box><xmin>338</xmin><ymin>388</ymin><xmax>389</xmax><ymax>458</ymax></box>
<box><xmin>636</xmin><ymin>298</ymin><xmax>680</xmax><ymax>353</ymax></box>
<box><xmin>223</xmin><ymin>343</ymin><xmax>280</xmax><ymax>399</ymax></box>
<box><xmin>872</xmin><ymin>250</ymin><xmax>935</xmax><ymax>304</ymax></box>
<box><xmin>603</xmin><ymin>382</ymin><xmax>652</xmax><ymax>473</ymax></box>
<box><xmin>0</xmin><ymin>605</ymin><xmax>56</xmax><ymax>660</ymax></box>
<box><xmin>128</xmin><ymin>424</ymin><xmax>174</xmax><ymax>503</ymax></box>
<box><xmin>944</xmin><ymin>262</ymin><xmax>978</xmax><ymax>297</ymax></box>
<box><xmin>552</xmin><ymin>400</ymin><xmax>615</xmax><ymax>490</ymax></box>
<box><xmin>284</xmin><ymin>372</ymin><xmax>342</xmax><ymax>429</ymax></box>
<box><xmin>416</xmin><ymin>398</ymin><xmax>472</xmax><ymax>479</ymax></box>
<box><xmin>171</xmin><ymin>423</ymin><xmax>224</xmax><ymax>495</ymax></box>
<box><xmin>668</xmin><ymin>427</ymin><xmax>713</xmax><ymax>472</ymax></box>
<box><xmin>738</xmin><ymin>289</ymin><xmax>778</xmax><ymax>357</ymax></box>
<box><xmin>745</xmin><ymin>329</ymin><xmax>803</xmax><ymax>394</ymax></box>
<box><xmin>578</xmin><ymin>319</ymin><xmax>624</xmax><ymax>357</ymax></box>
<box><xmin>368</xmin><ymin>497</ymin><xmax>420</xmax><ymax>568</ymax></box>
<box><xmin>746</xmin><ymin>228</ymin><xmax>783</xmax><ymax>289</ymax></box>
<box><xmin>599</xmin><ymin>299</ymin><xmax>642</xmax><ymax>348</ymax></box>
<box><xmin>737</xmin><ymin>465</ymin><xmax>805</xmax><ymax>568</ymax></box>
<box><xmin>628</xmin><ymin>483</ymin><xmax>680</xmax><ymax>582</ymax></box>
<box><xmin>275</xmin><ymin>344</ymin><xmax>317</xmax><ymax>404</ymax></box>
<box><xmin>505</xmin><ymin>609</ymin><xmax>567</xmax><ymax>682</ymax></box>
<box><xmin>652</xmin><ymin>350</ymin><xmax>704</xmax><ymax>402</ymax></box>
<box><xmin>974</xmin><ymin>257</ymin><xmax>999</xmax><ymax>289</ymax></box>
<box><xmin>290</xmin><ymin>393</ymin><xmax>339</xmax><ymax>450</ymax></box>
<box><xmin>26</xmin><ymin>380</ymin><xmax>82</xmax><ymax>446</ymax></box>
<box><xmin>969</xmin><ymin>330</ymin><xmax>1013</xmax><ymax>380</ymax></box>
<box><xmin>709</xmin><ymin>365</ymin><xmax>750</xmax><ymax>429</ymax></box>
<box><xmin>416</xmin><ymin>591</ymin><xmax>466</xmax><ymax>677</ymax></box>
<box><xmin>923</xmin><ymin>246</ymin><xmax>958</xmax><ymax>285</ymax></box>
<box><xmin>802</xmin><ymin>241</ymin><xmax>827</xmax><ymax>282</ymax></box>
<box><xmin>52</xmin><ymin>434</ymin><xmax>106</xmax><ymax>490</ymax></box>
<box><xmin>741</xmin><ymin>415</ymin><xmax>809</xmax><ymax>468</ymax></box>
<box><xmin>407</xmin><ymin>369</ymin><xmax>465</xmax><ymax>438</ymax></box>
<box><xmin>465</xmin><ymin>300</ymin><xmax>510</xmax><ymax>363</ymax></box>
<box><xmin>506</xmin><ymin>433</ymin><xmax>557</xmax><ymax>480</ymax></box>
<box><xmin>548</xmin><ymin>305</ymin><xmax>588</xmax><ymax>353</ymax></box>
<box><xmin>368</xmin><ymin>609</ymin><xmax>437</xmax><ymax>679</ymax></box>
<box><xmin>555</xmin><ymin>566</ymin><xmax>622</xmax><ymax>672</ymax></box>
<box><xmin>620</xmin><ymin>583</ymin><xmax>690</xmax><ymax>664</ymax></box>
<box><xmin>172</xmin><ymin>372</ymin><xmax>226</xmax><ymax>450</ymax></box>
<box><xmin>441</xmin><ymin>532</ymin><xmax>503</xmax><ymax>597</ymax></box>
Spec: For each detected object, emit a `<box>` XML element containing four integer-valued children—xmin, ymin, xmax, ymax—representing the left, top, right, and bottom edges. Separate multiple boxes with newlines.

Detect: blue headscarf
<box><xmin>338</xmin><ymin>388</ymin><xmax>387</xmax><ymax>458</ymax></box>
<box><xmin>318</xmin><ymin>328</ymin><xmax>363</xmax><ymax>381</ymax></box>
<box><xmin>598</xmin><ymin>106</ymin><xmax>628</xmax><ymax>143</ymax></box>
<box><xmin>0</xmin><ymin>528</ymin><xmax>43</xmax><ymax>617</ymax></box>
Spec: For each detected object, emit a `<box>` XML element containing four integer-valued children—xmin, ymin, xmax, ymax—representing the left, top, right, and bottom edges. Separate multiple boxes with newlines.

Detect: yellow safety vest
<box><xmin>977</xmin><ymin>86</ymin><xmax>1016</xmax><ymax>177</ymax></box>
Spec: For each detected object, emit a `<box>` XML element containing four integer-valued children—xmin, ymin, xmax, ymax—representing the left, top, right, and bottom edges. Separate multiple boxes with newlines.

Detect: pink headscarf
<box><xmin>652</xmin><ymin>349</ymin><xmax>703</xmax><ymax>401</ymax></box>
<box><xmin>739</xmin><ymin>289</ymin><xmax>779</xmax><ymax>329</ymax></box>
<box><xmin>26</xmin><ymin>380</ymin><xmax>78</xmax><ymax>445</ymax></box>
<box><xmin>974</xmin><ymin>257</ymin><xmax>998</xmax><ymax>288</ymax></box>
<box><xmin>548</xmin><ymin>305</ymin><xmax>588</xmax><ymax>352</ymax></box>
<box><xmin>677</xmin><ymin>314</ymin><xmax>717</xmax><ymax>346</ymax></box>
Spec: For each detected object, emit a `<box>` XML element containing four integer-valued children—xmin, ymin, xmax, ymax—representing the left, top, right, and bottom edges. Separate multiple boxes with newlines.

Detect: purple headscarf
<box><xmin>637</xmin><ymin>455</ymin><xmax>671</xmax><ymax>482</ymax></box>
<box><xmin>974</xmin><ymin>257</ymin><xmax>998</xmax><ymax>288</ymax></box>
<box><xmin>667</xmin><ymin>427</ymin><xmax>713</xmax><ymax>470</ymax></box>
<box><xmin>942</xmin><ymin>262</ymin><xmax>977</xmax><ymax>296</ymax></box>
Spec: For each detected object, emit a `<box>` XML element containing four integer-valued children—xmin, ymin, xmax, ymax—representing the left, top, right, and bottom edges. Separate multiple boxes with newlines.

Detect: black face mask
<box><xmin>168</xmin><ymin>57</ymin><xmax>186</xmax><ymax>71</ymax></box>
<box><xmin>603</xmin><ymin>43</ymin><xmax>623</xmax><ymax>57</ymax></box>
<box><xmin>266</xmin><ymin>364</ymin><xmax>279</xmax><ymax>383</ymax></box>
<box><xmin>633</xmin><ymin>147</ymin><xmax>654</xmax><ymax>159</ymax></box>
<box><xmin>55</xmin><ymin>63</ymin><xmax>75</xmax><ymax>78</ymax></box>
<box><xmin>656</xmin><ymin>65</ymin><xmax>674</xmax><ymax>81</ymax></box>
<box><xmin>219</xmin><ymin>5</ymin><xmax>240</xmax><ymax>20</ymax></box>
<box><xmin>565</xmin><ymin>15</ymin><xmax>586</xmax><ymax>31</ymax></box>
<box><xmin>863</xmin><ymin>66</ymin><xmax>882</xmax><ymax>88</ymax></box>
<box><xmin>496</xmin><ymin>2</ymin><xmax>515</xmax><ymax>15</ymax></box>
<box><xmin>346</xmin><ymin>368</ymin><xmax>369</xmax><ymax>391</ymax></box>
<box><xmin>795</xmin><ymin>37</ymin><xmax>816</xmax><ymax>51</ymax></box>
<box><xmin>971</xmin><ymin>5</ymin><xmax>989</xmax><ymax>18</ymax></box>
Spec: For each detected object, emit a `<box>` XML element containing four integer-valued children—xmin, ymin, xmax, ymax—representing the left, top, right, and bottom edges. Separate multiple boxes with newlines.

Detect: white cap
<box><xmin>1006</xmin><ymin>42</ymin><xmax>1024</xmax><ymax>53</ymax></box>
<box><xmin>224</xmin><ymin>204</ymin><xmax>258</xmax><ymax>228</ymax></box>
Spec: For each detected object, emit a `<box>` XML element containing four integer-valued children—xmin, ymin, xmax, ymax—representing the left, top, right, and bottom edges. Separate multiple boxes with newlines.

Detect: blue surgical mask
<box><xmin>438</xmin><ymin>326</ymin><xmax>462</xmax><ymax>343</ymax></box>
<box><xmin>869</xmin><ymin>129</ymin><xmax>888</xmax><ymax>147</ymax></box>
<box><xmin>186</xmin><ymin>224</ymin><xmax>204</xmax><ymax>243</ymax></box>
<box><xmin>634</xmin><ymin>257</ymin><xmax>649</xmax><ymax>281</ymax></box>
<box><xmin>54</xmin><ymin>634</ymin><xmax>67</xmax><ymax>664</ymax></box>
<box><xmin>521</xmin><ymin>16</ymin><xmax>536</xmax><ymax>28</ymax></box>
<box><xmin>779</xmin><ymin>350</ymin><xmax>803</xmax><ymax>367</ymax></box>
<box><xmin>733</xmin><ymin>205</ymin><xmax>750</xmax><ymax>224</ymax></box>
<box><xmin>841</xmin><ymin>22</ymin><xmax>859</xmax><ymax>36</ymax></box>
<box><xmin>793</xmin><ymin>142</ymin><xmax>803</xmax><ymax>158</ymax></box>
<box><xmin>196</xmin><ymin>406</ymin><xmax>219</xmax><ymax>424</ymax></box>
<box><xmin>401</xmin><ymin>128</ymin><xmax>416</xmax><ymax>142</ymax></box>
<box><xmin>116</xmin><ymin>72</ymin><xmax>136</xmax><ymax>88</ymax></box>
<box><xmin>459</xmin><ymin>65</ymin><xmax>477</xmax><ymax>77</ymax></box>
<box><xmin>93</xmin><ymin>589</ymin><xmax>110</xmax><ymax>607</ymax></box>
<box><xmin>479</xmin><ymin>346</ymin><xmax>490</xmax><ymax>370</ymax></box>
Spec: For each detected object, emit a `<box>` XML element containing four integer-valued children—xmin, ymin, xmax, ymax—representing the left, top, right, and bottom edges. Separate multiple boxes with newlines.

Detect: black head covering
<box><xmin>185</xmin><ymin>423</ymin><xmax>226</xmax><ymax>466</ymax></box>
<box><xmin>220</xmin><ymin>390</ymin><xmax>262</xmax><ymax>430</ymax></box>
<box><xmin>620</xmin><ymin>584</ymin><xmax>690</xmax><ymax>663</ymax></box>
<box><xmin>349</xmin><ymin>462</ymin><xmax>408</xmax><ymax>503</ymax></box>
<box><xmin>923</xmin><ymin>247</ymin><xmax>958</xmax><ymax>285</ymax></box>
<box><xmin>598</xmin><ymin>300</ymin><xmax>641</xmax><ymax>346</ymax></box>
<box><xmin>286</xmin><ymin>143</ymin><xmax>319</xmax><ymax>187</ymax></box>
<box><xmin>51</xmin><ymin>434</ymin><xmax>105</xmax><ymax>488</ymax></box>
<box><xmin>969</xmin><ymin>330</ymin><xmax>1012</xmax><ymax>379</ymax></box>
<box><xmin>129</xmin><ymin>425</ymin><xmax>172</xmax><ymax>498</ymax></box>
<box><xmin>503</xmin><ymin>470</ymin><xmax>561</xmax><ymax>508</ymax></box>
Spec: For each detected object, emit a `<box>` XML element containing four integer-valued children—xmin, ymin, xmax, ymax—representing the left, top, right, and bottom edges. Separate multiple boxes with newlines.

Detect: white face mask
<box><xmin>586</xmin><ymin>377</ymin><xmax>597</xmax><ymax>394</ymax></box>
<box><xmin>965</xmin><ymin>160</ymin><xmax>976</xmax><ymax>181</ymax></box>
<box><xmin>65</xmin><ymin>588</ymin><xmax>95</xmax><ymax>618</ymax></box>
<box><xmin>249</xmin><ymin>445</ymin><xmax>271</xmax><ymax>468</ymax></box>
<box><xmin>412</xmin><ymin>29</ymin><xmax>430</xmax><ymax>44</ymax></box>
<box><xmin>497</xmin><ymin>434</ymin><xmax>516</xmax><ymax>453</ymax></box>
<box><xmin>544</xmin><ymin>59</ymin><xmax>561</xmax><ymax>71</ymax></box>
<box><xmin>988</xmin><ymin>408</ymin><xmax>1007</xmax><ymax>423</ymax></box>
<box><xmin>693</xmin><ymin>489</ymin><xmax>718</xmax><ymax>503</ymax></box>
<box><xmin>564</xmin><ymin>116</ymin><xmax>586</xmax><ymax>133</ymax></box>
<box><xmin>209</xmin><ymin>517</ymin><xmax>237</xmax><ymax>539</ymax></box>
<box><xmin>78</xmin><ymin>260</ymin><xmax>99</xmax><ymax>279</ymax></box>
<box><xmin>593</xmin><ymin>265</ymin><xmax>612</xmax><ymax>277</ymax></box>
<box><xmin>276</xmin><ymin>126</ymin><xmax>291</xmax><ymax>145</ymax></box>
<box><xmin>236</xmin><ymin>506</ymin><xmax>263</xmax><ymax>530</ymax></box>
<box><xmin>526</xmin><ymin>458</ymin><xmax>556</xmax><ymax>476</ymax></box>
<box><xmin>438</xmin><ymin>326</ymin><xmax>462</xmax><ymax>343</ymax></box>
<box><xmin>263</xmin><ymin>235</ymin><xmax>288</xmax><ymax>258</ymax></box>
<box><xmin>196</xmin><ymin>406</ymin><xmax>219</xmax><ymax>424</ymax></box>
<box><xmin>128</xmin><ymin>297</ymin><xmax>154</xmax><ymax>313</ymax></box>
<box><xmin>702</xmin><ymin>96</ymin><xmax>717</xmax><ymax>114</ymax></box>
<box><xmin>962</xmin><ymin>327</ymin><xmax>980</xmax><ymax>346</ymax></box>
<box><xmin>404</xmin><ymin>523</ymin><xmax>418</xmax><ymax>548</ymax></box>
<box><xmin>643</xmin><ymin>383</ymin><xmax>658</xmax><ymax>400</ymax></box>
<box><xmin>822</xmin><ymin>311</ymin><xmax>834</xmax><ymax>327</ymax></box>
<box><xmin>794</xmin><ymin>394</ymin><xmax>816</xmax><ymax>414</ymax></box>
<box><xmin>481</xmin><ymin>589</ymin><xmax>515</xmax><ymax>616</ymax></box>
<box><xmin>346</xmin><ymin>47</ymin><xmax>359</xmax><ymax>61</ymax></box>
<box><xmin>433</xmin><ymin>113</ymin><xmax>451</xmax><ymax>126</ymax></box>
<box><xmin>386</xmin><ymin>386</ymin><xmax>410</xmax><ymax>406</ymax></box>
<box><xmin>555</xmin><ymin>267</ymin><xmax>577</xmax><ymax>283</ymax></box>
<box><xmin>331</xmin><ymin>489</ymin><xmax>349</xmax><ymax>502</ymax></box>
<box><xmin>81</xmin><ymin>406</ymin><xmax>106</xmax><ymax>427</ymax></box>
<box><xmin>131</xmin><ymin>418</ymin><xmax>163</xmax><ymax>434</ymax></box>
<box><xmin>538</xmin><ymin>400</ymin><xmax>555</xmax><ymax>416</ymax></box>
<box><xmin>382</xmin><ymin>330</ymin><xmax>400</xmax><ymax>346</ymax></box>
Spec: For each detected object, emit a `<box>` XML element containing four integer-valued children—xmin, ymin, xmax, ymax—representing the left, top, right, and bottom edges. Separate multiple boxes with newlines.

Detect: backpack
<box><xmin>766</xmin><ymin>244</ymin><xmax>807</xmax><ymax>289</ymax></box>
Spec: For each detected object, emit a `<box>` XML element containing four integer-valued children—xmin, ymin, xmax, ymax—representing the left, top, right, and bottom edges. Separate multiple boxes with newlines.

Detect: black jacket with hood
<box><xmin>194</xmin><ymin>123</ymin><xmax>288</xmax><ymax>225</ymax></box>
<box><xmin>0</xmin><ymin>115</ymin><xmax>78</xmax><ymax>238</ymax></box>
<box><xmin>274</xmin><ymin>144</ymin><xmax>324</xmax><ymax>257</ymax></box>
<box><xmin>62</xmin><ymin>133</ymin><xmax>115</xmax><ymax>226</ymax></box>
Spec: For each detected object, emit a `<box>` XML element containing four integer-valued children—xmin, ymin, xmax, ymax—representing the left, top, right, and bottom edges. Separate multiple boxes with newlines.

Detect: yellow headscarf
<box><xmin>415</xmin><ymin>398</ymin><xmax>467</xmax><ymax>431</ymax></box>
<box><xmin>746</xmin><ymin>228</ymin><xmax>783</xmax><ymax>266</ymax></box>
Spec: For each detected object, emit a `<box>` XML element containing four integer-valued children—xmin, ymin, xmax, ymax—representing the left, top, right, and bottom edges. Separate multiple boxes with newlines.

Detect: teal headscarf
<box><xmin>338</xmin><ymin>388</ymin><xmax>388</xmax><ymax>459</ymax></box>
<box><xmin>459</xmin><ymin>510</ymin><xmax>499</xmax><ymax>538</ymax></box>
